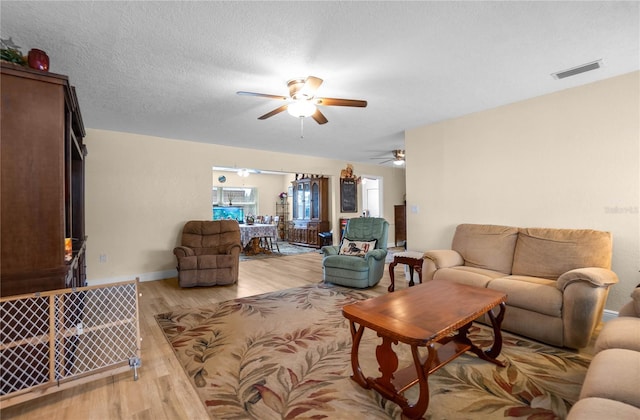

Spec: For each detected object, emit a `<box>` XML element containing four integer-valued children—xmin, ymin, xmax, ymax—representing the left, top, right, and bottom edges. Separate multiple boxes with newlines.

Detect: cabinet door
<box><xmin>294</xmin><ymin>183</ymin><xmax>304</xmax><ymax>219</ymax></box>
<box><xmin>308</xmin><ymin>223</ymin><xmax>319</xmax><ymax>246</ymax></box>
<box><xmin>303</xmin><ymin>182</ymin><xmax>310</xmax><ymax>219</ymax></box>
<box><xmin>310</xmin><ymin>180</ymin><xmax>320</xmax><ymax>219</ymax></box>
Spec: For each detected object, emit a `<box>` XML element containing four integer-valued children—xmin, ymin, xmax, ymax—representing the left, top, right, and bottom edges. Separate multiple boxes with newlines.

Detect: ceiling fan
<box><xmin>372</xmin><ymin>149</ymin><xmax>406</xmax><ymax>166</ymax></box>
<box><xmin>236</xmin><ymin>76</ymin><xmax>367</xmax><ymax>125</ymax></box>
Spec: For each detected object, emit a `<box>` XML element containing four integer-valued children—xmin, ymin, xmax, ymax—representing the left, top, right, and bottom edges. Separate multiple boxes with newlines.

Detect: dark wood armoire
<box><xmin>1</xmin><ymin>62</ymin><xmax>87</xmax><ymax>297</ymax></box>
<box><xmin>288</xmin><ymin>176</ymin><xmax>329</xmax><ymax>248</ymax></box>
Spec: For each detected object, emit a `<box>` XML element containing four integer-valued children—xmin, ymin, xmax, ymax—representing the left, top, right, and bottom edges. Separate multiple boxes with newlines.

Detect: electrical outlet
<box><xmin>99</xmin><ymin>254</ymin><xmax>107</xmax><ymax>263</ymax></box>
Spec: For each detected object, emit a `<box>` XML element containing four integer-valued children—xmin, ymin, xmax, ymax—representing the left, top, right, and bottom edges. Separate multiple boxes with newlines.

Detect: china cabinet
<box><xmin>288</xmin><ymin>176</ymin><xmax>329</xmax><ymax>248</ymax></box>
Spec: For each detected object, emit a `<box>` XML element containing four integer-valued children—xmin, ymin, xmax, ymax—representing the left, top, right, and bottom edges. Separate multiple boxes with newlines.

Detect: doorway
<box><xmin>361</xmin><ymin>176</ymin><xmax>382</xmax><ymax>218</ymax></box>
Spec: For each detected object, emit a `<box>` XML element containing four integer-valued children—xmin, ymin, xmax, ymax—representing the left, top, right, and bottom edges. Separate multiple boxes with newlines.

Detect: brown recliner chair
<box><xmin>173</xmin><ymin>220</ymin><xmax>242</xmax><ymax>287</ymax></box>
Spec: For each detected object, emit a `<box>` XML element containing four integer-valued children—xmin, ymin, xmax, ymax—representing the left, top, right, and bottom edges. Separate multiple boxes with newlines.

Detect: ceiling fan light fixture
<box><xmin>392</xmin><ymin>159</ymin><xmax>405</xmax><ymax>166</ymax></box>
<box><xmin>287</xmin><ymin>100</ymin><xmax>316</xmax><ymax>118</ymax></box>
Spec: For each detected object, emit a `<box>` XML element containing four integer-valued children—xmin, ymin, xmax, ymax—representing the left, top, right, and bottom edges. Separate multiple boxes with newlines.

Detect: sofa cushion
<box><xmin>512</xmin><ymin>228</ymin><xmax>612</xmax><ymax>279</ymax></box>
<box><xmin>198</xmin><ymin>254</ymin><xmax>235</xmax><ymax>270</ymax></box>
<box><xmin>487</xmin><ymin>275</ymin><xmax>562</xmax><ymax>317</ymax></box>
<box><xmin>451</xmin><ymin>224</ymin><xmax>519</xmax><ymax>274</ymax></box>
<box><xmin>567</xmin><ymin>398</ymin><xmax>640</xmax><ymax>420</ymax></box>
<box><xmin>433</xmin><ymin>266</ymin><xmax>506</xmax><ymax>288</ymax></box>
<box><xmin>579</xmin><ymin>348</ymin><xmax>640</xmax><ymax>409</ymax></box>
<box><xmin>594</xmin><ymin>317</ymin><xmax>640</xmax><ymax>354</ymax></box>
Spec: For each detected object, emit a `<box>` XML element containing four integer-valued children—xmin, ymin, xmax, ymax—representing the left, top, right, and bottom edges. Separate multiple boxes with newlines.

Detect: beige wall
<box><xmin>405</xmin><ymin>71</ymin><xmax>640</xmax><ymax>312</ymax></box>
<box><xmin>85</xmin><ymin>131</ymin><xmax>406</xmax><ymax>283</ymax></box>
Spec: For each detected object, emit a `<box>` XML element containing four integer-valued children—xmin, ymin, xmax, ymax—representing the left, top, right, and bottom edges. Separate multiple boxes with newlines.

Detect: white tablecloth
<box><xmin>239</xmin><ymin>224</ymin><xmax>278</xmax><ymax>247</ymax></box>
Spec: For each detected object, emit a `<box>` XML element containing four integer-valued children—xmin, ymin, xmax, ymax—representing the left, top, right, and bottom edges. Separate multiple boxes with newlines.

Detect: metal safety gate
<box><xmin>1</xmin><ymin>279</ymin><xmax>141</xmax><ymax>408</ymax></box>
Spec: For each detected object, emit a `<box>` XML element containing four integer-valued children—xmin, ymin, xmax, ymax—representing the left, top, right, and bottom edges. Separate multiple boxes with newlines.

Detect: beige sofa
<box><xmin>423</xmin><ymin>224</ymin><xmax>618</xmax><ymax>349</ymax></box>
<box><xmin>567</xmin><ymin>287</ymin><xmax>640</xmax><ymax>419</ymax></box>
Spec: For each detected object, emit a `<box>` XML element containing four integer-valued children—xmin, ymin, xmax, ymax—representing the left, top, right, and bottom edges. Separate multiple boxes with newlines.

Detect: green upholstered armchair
<box><xmin>321</xmin><ymin>217</ymin><xmax>389</xmax><ymax>288</ymax></box>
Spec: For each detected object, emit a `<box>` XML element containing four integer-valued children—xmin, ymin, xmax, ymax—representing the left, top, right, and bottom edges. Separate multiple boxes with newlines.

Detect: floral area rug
<box><xmin>239</xmin><ymin>241</ymin><xmax>317</xmax><ymax>261</ymax></box>
<box><xmin>155</xmin><ymin>284</ymin><xmax>590</xmax><ymax>419</ymax></box>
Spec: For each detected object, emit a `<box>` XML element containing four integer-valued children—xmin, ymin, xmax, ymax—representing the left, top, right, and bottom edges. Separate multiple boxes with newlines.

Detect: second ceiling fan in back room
<box><xmin>372</xmin><ymin>149</ymin><xmax>405</xmax><ymax>166</ymax></box>
<box><xmin>237</xmin><ymin>76</ymin><xmax>367</xmax><ymax>137</ymax></box>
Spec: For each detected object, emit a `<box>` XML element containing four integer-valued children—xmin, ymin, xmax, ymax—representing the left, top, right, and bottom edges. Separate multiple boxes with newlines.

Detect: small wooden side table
<box><xmin>388</xmin><ymin>251</ymin><xmax>424</xmax><ymax>292</ymax></box>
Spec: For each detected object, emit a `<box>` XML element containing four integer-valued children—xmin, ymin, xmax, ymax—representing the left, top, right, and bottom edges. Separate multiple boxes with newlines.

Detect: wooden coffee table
<box><xmin>342</xmin><ymin>280</ymin><xmax>507</xmax><ymax>419</ymax></box>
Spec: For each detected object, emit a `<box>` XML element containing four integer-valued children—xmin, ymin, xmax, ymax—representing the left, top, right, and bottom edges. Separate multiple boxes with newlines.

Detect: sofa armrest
<box><xmin>364</xmin><ymin>249</ymin><xmax>387</xmax><ymax>261</ymax></box>
<box><xmin>321</xmin><ymin>245</ymin><xmax>340</xmax><ymax>256</ymax></box>
<box><xmin>173</xmin><ymin>246</ymin><xmax>195</xmax><ymax>259</ymax></box>
<box><xmin>424</xmin><ymin>250</ymin><xmax>464</xmax><ymax>268</ymax></box>
<box><xmin>423</xmin><ymin>250</ymin><xmax>464</xmax><ymax>281</ymax></box>
<box><xmin>557</xmin><ymin>268</ymin><xmax>619</xmax><ymax>291</ymax></box>
<box><xmin>559</xmin><ymin>268</ymin><xmax>619</xmax><ymax>348</ymax></box>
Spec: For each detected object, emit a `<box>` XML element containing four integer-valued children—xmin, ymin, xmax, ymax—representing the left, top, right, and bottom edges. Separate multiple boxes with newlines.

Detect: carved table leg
<box><xmin>456</xmin><ymin>310</ymin><xmax>506</xmax><ymax>367</ymax></box>
<box><xmin>402</xmin><ymin>343</ymin><xmax>435</xmax><ymax>420</ymax></box>
<box><xmin>348</xmin><ymin>321</ymin><xmax>368</xmax><ymax>388</ymax></box>
<box><xmin>408</xmin><ymin>265</ymin><xmax>415</xmax><ymax>287</ymax></box>
<box><xmin>388</xmin><ymin>260</ymin><xmax>398</xmax><ymax>292</ymax></box>
<box><xmin>485</xmin><ymin>302</ymin><xmax>506</xmax><ymax>360</ymax></box>
<box><xmin>415</xmin><ymin>263</ymin><xmax>423</xmax><ymax>285</ymax></box>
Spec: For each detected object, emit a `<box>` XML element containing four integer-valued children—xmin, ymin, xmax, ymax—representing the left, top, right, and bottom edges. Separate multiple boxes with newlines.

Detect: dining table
<box><xmin>239</xmin><ymin>223</ymin><xmax>278</xmax><ymax>255</ymax></box>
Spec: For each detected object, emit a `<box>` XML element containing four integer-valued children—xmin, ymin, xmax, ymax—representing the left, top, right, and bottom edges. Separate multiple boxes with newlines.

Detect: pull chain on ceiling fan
<box><xmin>237</xmin><ymin>76</ymin><xmax>367</xmax><ymax>126</ymax></box>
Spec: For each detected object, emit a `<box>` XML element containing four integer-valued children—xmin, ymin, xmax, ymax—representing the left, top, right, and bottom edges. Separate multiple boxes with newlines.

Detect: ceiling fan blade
<box><xmin>311</xmin><ymin>108</ymin><xmax>328</xmax><ymax>125</ymax></box>
<box><xmin>258</xmin><ymin>104</ymin><xmax>288</xmax><ymax>120</ymax></box>
<box><xmin>316</xmin><ymin>97</ymin><xmax>367</xmax><ymax>107</ymax></box>
<box><xmin>237</xmin><ymin>91</ymin><xmax>287</xmax><ymax>101</ymax></box>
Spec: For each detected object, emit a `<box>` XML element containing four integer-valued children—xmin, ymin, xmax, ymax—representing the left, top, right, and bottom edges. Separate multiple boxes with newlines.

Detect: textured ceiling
<box><xmin>1</xmin><ymin>1</ymin><xmax>638</xmax><ymax>166</ymax></box>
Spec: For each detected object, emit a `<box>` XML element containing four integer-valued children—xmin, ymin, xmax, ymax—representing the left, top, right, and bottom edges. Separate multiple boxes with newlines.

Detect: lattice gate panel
<box><xmin>53</xmin><ymin>282</ymin><xmax>139</xmax><ymax>379</ymax></box>
<box><xmin>1</xmin><ymin>295</ymin><xmax>51</xmax><ymax>395</ymax></box>
<box><xmin>1</xmin><ymin>279</ymin><xmax>140</xmax><ymax>407</ymax></box>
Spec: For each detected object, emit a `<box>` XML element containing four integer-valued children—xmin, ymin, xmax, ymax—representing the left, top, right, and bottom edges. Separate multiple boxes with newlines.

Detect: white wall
<box><xmin>85</xmin><ymin>131</ymin><xmax>405</xmax><ymax>283</ymax></box>
<box><xmin>405</xmin><ymin>71</ymin><xmax>640</xmax><ymax>311</ymax></box>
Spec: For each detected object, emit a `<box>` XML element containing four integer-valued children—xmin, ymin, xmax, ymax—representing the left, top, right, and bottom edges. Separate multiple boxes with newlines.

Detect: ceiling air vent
<box><xmin>552</xmin><ymin>60</ymin><xmax>603</xmax><ymax>80</ymax></box>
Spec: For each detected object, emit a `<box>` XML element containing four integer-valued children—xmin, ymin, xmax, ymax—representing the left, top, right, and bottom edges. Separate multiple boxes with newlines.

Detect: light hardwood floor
<box><xmin>1</xmin><ymin>252</ymin><xmax>405</xmax><ymax>420</ymax></box>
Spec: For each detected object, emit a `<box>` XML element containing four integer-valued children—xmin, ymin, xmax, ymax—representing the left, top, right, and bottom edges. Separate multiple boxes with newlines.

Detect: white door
<box><xmin>367</xmin><ymin>188</ymin><xmax>380</xmax><ymax>217</ymax></box>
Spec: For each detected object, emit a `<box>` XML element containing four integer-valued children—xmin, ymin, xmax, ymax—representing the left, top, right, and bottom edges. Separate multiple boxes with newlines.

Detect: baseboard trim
<box><xmin>88</xmin><ymin>269</ymin><xmax>177</xmax><ymax>286</ymax></box>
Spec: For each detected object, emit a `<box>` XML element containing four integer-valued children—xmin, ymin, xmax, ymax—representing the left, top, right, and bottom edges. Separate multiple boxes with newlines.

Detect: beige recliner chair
<box><xmin>173</xmin><ymin>220</ymin><xmax>242</xmax><ymax>287</ymax></box>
